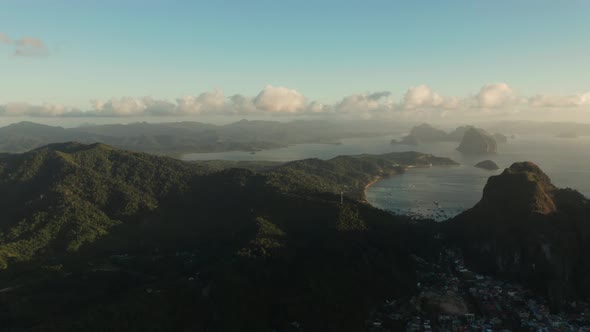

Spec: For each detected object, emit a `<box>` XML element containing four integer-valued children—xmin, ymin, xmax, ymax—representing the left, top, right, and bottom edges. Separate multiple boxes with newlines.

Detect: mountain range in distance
<box><xmin>1</xmin><ymin>119</ymin><xmax>589</xmax><ymax>159</ymax></box>
<box><xmin>391</xmin><ymin>123</ymin><xmax>508</xmax><ymax>146</ymax></box>
<box><xmin>0</xmin><ymin>120</ymin><xmax>398</xmax><ymax>156</ymax></box>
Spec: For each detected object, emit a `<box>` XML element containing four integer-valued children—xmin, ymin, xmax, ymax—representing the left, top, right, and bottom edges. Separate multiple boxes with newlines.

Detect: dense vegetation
<box><xmin>2</xmin><ymin>142</ymin><xmax>586</xmax><ymax>330</ymax></box>
<box><xmin>0</xmin><ymin>143</ymin><xmax>454</xmax><ymax>331</ymax></box>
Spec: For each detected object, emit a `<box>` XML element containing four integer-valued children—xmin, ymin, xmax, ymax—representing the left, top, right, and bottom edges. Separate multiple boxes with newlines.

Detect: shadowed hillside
<box><xmin>446</xmin><ymin>162</ymin><xmax>590</xmax><ymax>310</ymax></box>
<box><xmin>0</xmin><ymin>143</ymin><xmax>454</xmax><ymax>331</ymax></box>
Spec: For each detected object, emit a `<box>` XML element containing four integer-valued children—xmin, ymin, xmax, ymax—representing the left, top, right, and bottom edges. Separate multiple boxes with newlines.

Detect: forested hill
<box><xmin>268</xmin><ymin>151</ymin><xmax>458</xmax><ymax>200</ymax></box>
<box><xmin>0</xmin><ymin>142</ymin><xmax>199</xmax><ymax>269</ymax></box>
<box><xmin>0</xmin><ymin>143</ymin><xmax>455</xmax><ymax>331</ymax></box>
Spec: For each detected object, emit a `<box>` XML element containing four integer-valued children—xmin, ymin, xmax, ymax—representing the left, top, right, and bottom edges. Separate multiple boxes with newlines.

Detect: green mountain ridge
<box><xmin>0</xmin><ymin>143</ymin><xmax>455</xmax><ymax>331</ymax></box>
<box><xmin>0</xmin><ymin>142</ymin><xmax>197</xmax><ymax>269</ymax></box>
<box><xmin>1</xmin><ymin>142</ymin><xmax>587</xmax><ymax>330</ymax></box>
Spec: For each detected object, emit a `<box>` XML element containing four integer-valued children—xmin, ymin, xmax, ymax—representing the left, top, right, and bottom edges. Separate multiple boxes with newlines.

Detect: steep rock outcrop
<box><xmin>476</xmin><ymin>162</ymin><xmax>557</xmax><ymax>215</ymax></box>
<box><xmin>456</xmin><ymin>128</ymin><xmax>497</xmax><ymax>154</ymax></box>
<box><xmin>446</xmin><ymin>162</ymin><xmax>590</xmax><ymax>309</ymax></box>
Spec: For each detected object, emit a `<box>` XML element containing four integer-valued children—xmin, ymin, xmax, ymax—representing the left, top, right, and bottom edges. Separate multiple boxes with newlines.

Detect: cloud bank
<box><xmin>1</xmin><ymin>83</ymin><xmax>590</xmax><ymax>121</ymax></box>
<box><xmin>529</xmin><ymin>93</ymin><xmax>590</xmax><ymax>108</ymax></box>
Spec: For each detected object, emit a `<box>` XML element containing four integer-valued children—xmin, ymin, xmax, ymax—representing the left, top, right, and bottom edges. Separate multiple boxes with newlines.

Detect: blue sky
<box><xmin>0</xmin><ymin>0</ymin><xmax>589</xmax><ymax>120</ymax></box>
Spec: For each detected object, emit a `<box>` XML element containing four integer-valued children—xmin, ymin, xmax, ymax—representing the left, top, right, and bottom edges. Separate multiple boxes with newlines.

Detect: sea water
<box><xmin>184</xmin><ymin>135</ymin><xmax>590</xmax><ymax>221</ymax></box>
<box><xmin>366</xmin><ymin>135</ymin><xmax>590</xmax><ymax>221</ymax></box>
<box><xmin>182</xmin><ymin>135</ymin><xmax>400</xmax><ymax>161</ymax></box>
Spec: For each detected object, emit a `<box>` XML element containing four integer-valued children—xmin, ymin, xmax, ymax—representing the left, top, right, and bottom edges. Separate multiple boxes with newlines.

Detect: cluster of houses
<box><xmin>462</xmin><ymin>267</ymin><xmax>590</xmax><ymax>331</ymax></box>
<box><xmin>367</xmin><ymin>249</ymin><xmax>590</xmax><ymax>332</ymax></box>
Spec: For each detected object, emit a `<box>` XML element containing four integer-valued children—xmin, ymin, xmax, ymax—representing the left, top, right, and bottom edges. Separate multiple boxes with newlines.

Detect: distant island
<box><xmin>391</xmin><ymin>123</ymin><xmax>508</xmax><ymax>148</ymax></box>
<box><xmin>474</xmin><ymin>160</ymin><xmax>499</xmax><ymax>170</ymax></box>
<box><xmin>456</xmin><ymin>128</ymin><xmax>498</xmax><ymax>154</ymax></box>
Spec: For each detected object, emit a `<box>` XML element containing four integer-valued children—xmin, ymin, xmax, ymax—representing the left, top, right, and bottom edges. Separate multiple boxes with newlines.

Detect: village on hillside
<box><xmin>367</xmin><ymin>249</ymin><xmax>590</xmax><ymax>332</ymax></box>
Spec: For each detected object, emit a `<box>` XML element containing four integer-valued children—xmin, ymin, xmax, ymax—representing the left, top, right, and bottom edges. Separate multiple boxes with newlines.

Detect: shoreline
<box><xmin>364</xmin><ymin>175</ymin><xmax>385</xmax><ymax>193</ymax></box>
<box><xmin>361</xmin><ymin>176</ymin><xmax>383</xmax><ymax>202</ymax></box>
<box><xmin>362</xmin><ymin>168</ymin><xmax>406</xmax><ymax>202</ymax></box>
<box><xmin>361</xmin><ymin>163</ymin><xmax>451</xmax><ymax>202</ymax></box>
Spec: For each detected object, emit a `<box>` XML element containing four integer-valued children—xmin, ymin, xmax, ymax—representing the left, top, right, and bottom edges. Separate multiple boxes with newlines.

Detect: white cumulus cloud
<box><xmin>253</xmin><ymin>85</ymin><xmax>307</xmax><ymax>113</ymax></box>
<box><xmin>475</xmin><ymin>83</ymin><xmax>517</xmax><ymax>108</ymax></box>
<box><xmin>2</xmin><ymin>83</ymin><xmax>590</xmax><ymax>120</ymax></box>
<box><xmin>91</xmin><ymin>97</ymin><xmax>149</xmax><ymax>116</ymax></box>
<box><xmin>334</xmin><ymin>91</ymin><xmax>394</xmax><ymax>113</ymax></box>
<box><xmin>176</xmin><ymin>89</ymin><xmax>225</xmax><ymax>114</ymax></box>
<box><xmin>403</xmin><ymin>85</ymin><xmax>442</xmax><ymax>108</ymax></box>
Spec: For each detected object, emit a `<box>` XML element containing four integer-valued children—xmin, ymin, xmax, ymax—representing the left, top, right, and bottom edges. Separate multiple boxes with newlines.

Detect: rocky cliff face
<box><xmin>476</xmin><ymin>162</ymin><xmax>557</xmax><ymax>215</ymax></box>
<box><xmin>447</xmin><ymin>162</ymin><xmax>590</xmax><ymax>309</ymax></box>
<box><xmin>456</xmin><ymin>128</ymin><xmax>497</xmax><ymax>154</ymax></box>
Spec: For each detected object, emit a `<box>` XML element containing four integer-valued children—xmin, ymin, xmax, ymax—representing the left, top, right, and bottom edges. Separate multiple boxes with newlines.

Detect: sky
<box><xmin>1</xmin><ymin>0</ymin><xmax>589</xmax><ymax>122</ymax></box>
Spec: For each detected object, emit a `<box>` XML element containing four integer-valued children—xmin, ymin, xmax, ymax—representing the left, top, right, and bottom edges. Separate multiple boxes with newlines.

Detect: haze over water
<box><xmin>186</xmin><ymin>134</ymin><xmax>590</xmax><ymax>220</ymax></box>
<box><xmin>370</xmin><ymin>135</ymin><xmax>590</xmax><ymax>220</ymax></box>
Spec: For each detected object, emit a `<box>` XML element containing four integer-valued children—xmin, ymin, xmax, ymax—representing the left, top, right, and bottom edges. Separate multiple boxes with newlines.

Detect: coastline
<box><xmin>363</xmin><ymin>176</ymin><xmax>383</xmax><ymax>195</ymax></box>
<box><xmin>362</xmin><ymin>168</ymin><xmax>406</xmax><ymax>202</ymax></box>
<box><xmin>361</xmin><ymin>163</ymin><xmax>446</xmax><ymax>202</ymax></box>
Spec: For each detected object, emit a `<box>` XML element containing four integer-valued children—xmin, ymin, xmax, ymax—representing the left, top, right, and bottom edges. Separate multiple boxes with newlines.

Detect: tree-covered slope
<box><xmin>0</xmin><ymin>142</ymin><xmax>199</xmax><ymax>268</ymax></box>
<box><xmin>0</xmin><ymin>143</ymin><xmax>455</xmax><ymax>331</ymax></box>
<box><xmin>268</xmin><ymin>151</ymin><xmax>458</xmax><ymax>200</ymax></box>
